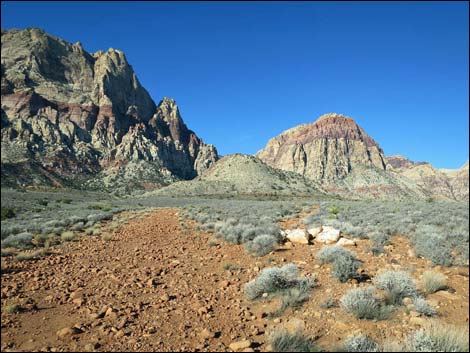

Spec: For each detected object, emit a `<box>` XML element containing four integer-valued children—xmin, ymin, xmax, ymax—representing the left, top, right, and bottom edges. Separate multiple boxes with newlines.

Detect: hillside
<box><xmin>150</xmin><ymin>154</ymin><xmax>326</xmax><ymax>197</ymax></box>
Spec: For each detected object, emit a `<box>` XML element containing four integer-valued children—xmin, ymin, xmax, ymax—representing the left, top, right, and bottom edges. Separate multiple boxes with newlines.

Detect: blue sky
<box><xmin>2</xmin><ymin>1</ymin><xmax>468</xmax><ymax>168</ymax></box>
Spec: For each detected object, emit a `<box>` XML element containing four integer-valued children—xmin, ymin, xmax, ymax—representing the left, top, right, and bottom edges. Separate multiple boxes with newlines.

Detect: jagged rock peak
<box><xmin>1</xmin><ymin>27</ymin><xmax>218</xmax><ymax>191</ymax></box>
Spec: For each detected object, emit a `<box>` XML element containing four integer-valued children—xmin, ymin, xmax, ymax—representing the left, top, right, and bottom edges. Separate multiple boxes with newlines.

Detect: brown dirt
<box><xmin>1</xmin><ymin>207</ymin><xmax>469</xmax><ymax>352</ymax></box>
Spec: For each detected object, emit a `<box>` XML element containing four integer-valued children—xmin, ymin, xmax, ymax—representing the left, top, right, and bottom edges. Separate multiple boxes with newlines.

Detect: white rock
<box><xmin>337</xmin><ymin>238</ymin><xmax>356</xmax><ymax>246</ymax></box>
<box><xmin>285</xmin><ymin>229</ymin><xmax>310</xmax><ymax>245</ymax></box>
<box><xmin>307</xmin><ymin>226</ymin><xmax>322</xmax><ymax>238</ymax></box>
<box><xmin>315</xmin><ymin>226</ymin><xmax>341</xmax><ymax>244</ymax></box>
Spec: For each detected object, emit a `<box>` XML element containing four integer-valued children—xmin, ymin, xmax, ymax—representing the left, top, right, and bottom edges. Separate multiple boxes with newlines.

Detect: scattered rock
<box><xmin>315</xmin><ymin>226</ymin><xmax>341</xmax><ymax>244</ymax></box>
<box><xmin>201</xmin><ymin>328</ymin><xmax>215</xmax><ymax>340</ymax></box>
<box><xmin>285</xmin><ymin>229</ymin><xmax>310</xmax><ymax>245</ymax></box>
<box><xmin>229</xmin><ymin>340</ymin><xmax>252</xmax><ymax>351</ymax></box>
<box><xmin>336</xmin><ymin>238</ymin><xmax>356</xmax><ymax>246</ymax></box>
<box><xmin>56</xmin><ymin>327</ymin><xmax>83</xmax><ymax>337</ymax></box>
<box><xmin>307</xmin><ymin>226</ymin><xmax>322</xmax><ymax>238</ymax></box>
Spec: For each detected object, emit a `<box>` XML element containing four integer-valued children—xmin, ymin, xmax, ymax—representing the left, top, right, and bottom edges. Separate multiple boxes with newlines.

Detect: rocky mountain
<box><xmin>386</xmin><ymin>155</ymin><xmax>427</xmax><ymax>169</ymax></box>
<box><xmin>256</xmin><ymin>113</ymin><xmax>427</xmax><ymax>199</ymax></box>
<box><xmin>151</xmin><ymin>154</ymin><xmax>326</xmax><ymax>197</ymax></box>
<box><xmin>1</xmin><ymin>28</ymin><xmax>218</xmax><ymax>192</ymax></box>
<box><xmin>387</xmin><ymin>157</ymin><xmax>469</xmax><ymax>201</ymax></box>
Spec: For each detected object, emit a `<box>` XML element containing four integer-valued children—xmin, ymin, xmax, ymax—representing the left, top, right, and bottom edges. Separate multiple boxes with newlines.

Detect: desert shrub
<box><xmin>413</xmin><ymin>297</ymin><xmax>437</xmax><ymax>317</ymax></box>
<box><xmin>87</xmin><ymin>213</ymin><xmax>112</xmax><ymax>222</ymax></box>
<box><xmin>5</xmin><ymin>304</ymin><xmax>22</xmax><ymax>314</ymax></box>
<box><xmin>316</xmin><ymin>245</ymin><xmax>353</xmax><ymax>264</ymax></box>
<box><xmin>244</xmin><ymin>234</ymin><xmax>279</xmax><ymax>257</ymax></box>
<box><xmin>1</xmin><ymin>248</ymin><xmax>17</xmax><ymax>257</ymax></box>
<box><xmin>373</xmin><ymin>270</ymin><xmax>417</xmax><ymax>305</ymax></box>
<box><xmin>102</xmin><ymin>233</ymin><xmax>113</xmax><ymax>241</ymax></box>
<box><xmin>275</xmin><ymin>284</ymin><xmax>313</xmax><ymax>315</ymax></box>
<box><xmin>368</xmin><ymin>232</ymin><xmax>390</xmax><ymax>256</ymax></box>
<box><xmin>15</xmin><ymin>251</ymin><xmax>38</xmax><ymax>261</ymax></box>
<box><xmin>1</xmin><ymin>232</ymin><xmax>33</xmax><ymax>249</ymax></box>
<box><xmin>342</xmin><ymin>334</ymin><xmax>379</xmax><ymax>352</ymax></box>
<box><xmin>269</xmin><ymin>329</ymin><xmax>319</xmax><ymax>352</ymax></box>
<box><xmin>412</xmin><ymin>231</ymin><xmax>454</xmax><ymax>266</ymax></box>
<box><xmin>406</xmin><ymin>322</ymin><xmax>469</xmax><ymax>352</ymax></box>
<box><xmin>61</xmin><ymin>231</ymin><xmax>76</xmax><ymax>242</ymax></box>
<box><xmin>244</xmin><ymin>264</ymin><xmax>315</xmax><ymax>301</ymax></box>
<box><xmin>1</xmin><ymin>207</ymin><xmax>16</xmax><ymax>220</ymax></box>
<box><xmin>316</xmin><ymin>245</ymin><xmax>360</xmax><ymax>282</ymax></box>
<box><xmin>70</xmin><ymin>222</ymin><xmax>85</xmax><ymax>231</ymax></box>
<box><xmin>421</xmin><ymin>271</ymin><xmax>447</xmax><ymax>294</ymax></box>
<box><xmin>340</xmin><ymin>286</ymin><xmax>392</xmax><ymax>320</ymax></box>
<box><xmin>320</xmin><ymin>297</ymin><xmax>337</xmax><ymax>309</ymax></box>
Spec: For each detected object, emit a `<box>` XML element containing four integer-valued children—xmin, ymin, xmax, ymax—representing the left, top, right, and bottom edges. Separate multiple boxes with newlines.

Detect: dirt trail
<box><xmin>1</xmin><ymin>208</ymin><xmax>469</xmax><ymax>352</ymax></box>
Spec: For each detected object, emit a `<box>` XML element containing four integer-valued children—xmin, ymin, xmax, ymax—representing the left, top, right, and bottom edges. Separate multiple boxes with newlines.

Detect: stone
<box><xmin>285</xmin><ymin>229</ymin><xmax>310</xmax><ymax>245</ymax></box>
<box><xmin>403</xmin><ymin>297</ymin><xmax>413</xmax><ymax>306</ymax></box>
<box><xmin>336</xmin><ymin>238</ymin><xmax>356</xmax><ymax>246</ymax></box>
<box><xmin>56</xmin><ymin>327</ymin><xmax>83</xmax><ymax>337</ymax></box>
<box><xmin>315</xmin><ymin>226</ymin><xmax>341</xmax><ymax>244</ymax></box>
<box><xmin>229</xmin><ymin>340</ymin><xmax>252</xmax><ymax>351</ymax></box>
<box><xmin>201</xmin><ymin>329</ymin><xmax>215</xmax><ymax>340</ymax></box>
<box><xmin>307</xmin><ymin>226</ymin><xmax>322</xmax><ymax>238</ymax></box>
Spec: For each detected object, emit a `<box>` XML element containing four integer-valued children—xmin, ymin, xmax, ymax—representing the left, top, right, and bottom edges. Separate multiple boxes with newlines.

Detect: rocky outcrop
<box><xmin>256</xmin><ymin>113</ymin><xmax>427</xmax><ymax>199</ymax></box>
<box><xmin>1</xmin><ymin>28</ymin><xmax>218</xmax><ymax>191</ymax></box>
<box><xmin>389</xmin><ymin>157</ymin><xmax>469</xmax><ymax>201</ymax></box>
<box><xmin>386</xmin><ymin>155</ymin><xmax>426</xmax><ymax>169</ymax></box>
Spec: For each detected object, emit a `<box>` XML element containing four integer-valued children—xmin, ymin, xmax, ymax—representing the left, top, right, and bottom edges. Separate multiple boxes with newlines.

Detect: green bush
<box><xmin>1</xmin><ymin>207</ymin><xmax>16</xmax><ymax>221</ymax></box>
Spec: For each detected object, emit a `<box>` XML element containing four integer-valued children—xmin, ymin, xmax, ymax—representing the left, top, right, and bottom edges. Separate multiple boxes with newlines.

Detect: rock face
<box><xmin>388</xmin><ymin>157</ymin><xmax>469</xmax><ymax>201</ymax></box>
<box><xmin>1</xmin><ymin>28</ymin><xmax>218</xmax><ymax>191</ymax></box>
<box><xmin>256</xmin><ymin>113</ymin><xmax>427</xmax><ymax>199</ymax></box>
<box><xmin>257</xmin><ymin>113</ymin><xmax>387</xmax><ymax>182</ymax></box>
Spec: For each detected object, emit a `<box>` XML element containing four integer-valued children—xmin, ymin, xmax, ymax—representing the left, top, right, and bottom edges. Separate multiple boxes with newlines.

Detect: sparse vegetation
<box><xmin>373</xmin><ymin>270</ymin><xmax>417</xmax><ymax>305</ymax></box>
<box><xmin>5</xmin><ymin>303</ymin><xmax>22</xmax><ymax>314</ymax></box>
<box><xmin>413</xmin><ymin>297</ymin><xmax>437</xmax><ymax>317</ymax></box>
<box><xmin>245</xmin><ymin>264</ymin><xmax>315</xmax><ymax>301</ymax></box>
<box><xmin>244</xmin><ymin>234</ymin><xmax>279</xmax><ymax>257</ymax></box>
<box><xmin>1</xmin><ymin>207</ymin><xmax>16</xmax><ymax>220</ymax></box>
<box><xmin>340</xmin><ymin>286</ymin><xmax>392</xmax><ymax>320</ymax></box>
<box><xmin>316</xmin><ymin>245</ymin><xmax>360</xmax><ymax>282</ymax></box>
<box><xmin>269</xmin><ymin>329</ymin><xmax>319</xmax><ymax>352</ymax></box>
<box><xmin>406</xmin><ymin>322</ymin><xmax>469</xmax><ymax>352</ymax></box>
<box><xmin>342</xmin><ymin>334</ymin><xmax>379</xmax><ymax>352</ymax></box>
<box><xmin>421</xmin><ymin>270</ymin><xmax>447</xmax><ymax>294</ymax></box>
<box><xmin>61</xmin><ymin>231</ymin><xmax>76</xmax><ymax>242</ymax></box>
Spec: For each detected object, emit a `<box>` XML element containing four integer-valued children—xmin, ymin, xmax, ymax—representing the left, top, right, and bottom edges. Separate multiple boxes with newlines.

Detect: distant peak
<box><xmin>316</xmin><ymin>112</ymin><xmax>354</xmax><ymax>123</ymax></box>
<box><xmin>159</xmin><ymin>97</ymin><xmax>177</xmax><ymax>106</ymax></box>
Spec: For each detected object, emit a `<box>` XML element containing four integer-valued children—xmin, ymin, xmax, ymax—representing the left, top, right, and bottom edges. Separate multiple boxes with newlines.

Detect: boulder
<box><xmin>307</xmin><ymin>226</ymin><xmax>322</xmax><ymax>238</ymax></box>
<box><xmin>337</xmin><ymin>238</ymin><xmax>356</xmax><ymax>246</ymax></box>
<box><xmin>285</xmin><ymin>229</ymin><xmax>310</xmax><ymax>245</ymax></box>
<box><xmin>315</xmin><ymin>226</ymin><xmax>341</xmax><ymax>244</ymax></box>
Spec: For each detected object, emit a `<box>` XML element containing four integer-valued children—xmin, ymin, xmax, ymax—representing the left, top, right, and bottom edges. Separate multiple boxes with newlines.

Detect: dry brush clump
<box><xmin>269</xmin><ymin>329</ymin><xmax>319</xmax><ymax>352</ymax></box>
<box><xmin>245</xmin><ymin>264</ymin><xmax>315</xmax><ymax>315</ymax></box>
<box><xmin>372</xmin><ymin>270</ymin><xmax>418</xmax><ymax>305</ymax></box>
<box><xmin>340</xmin><ymin>286</ymin><xmax>393</xmax><ymax>320</ymax></box>
<box><xmin>421</xmin><ymin>270</ymin><xmax>447</xmax><ymax>294</ymax></box>
<box><xmin>316</xmin><ymin>245</ymin><xmax>361</xmax><ymax>282</ymax></box>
